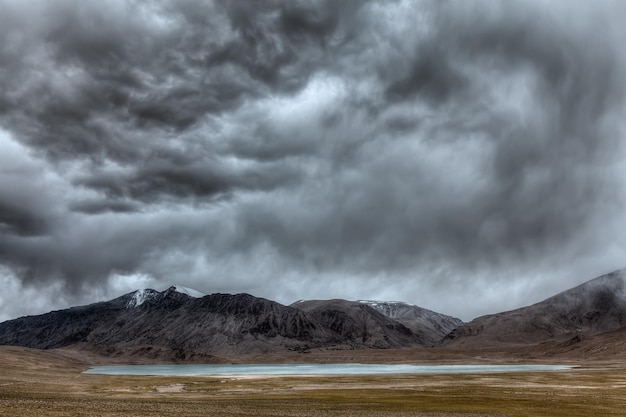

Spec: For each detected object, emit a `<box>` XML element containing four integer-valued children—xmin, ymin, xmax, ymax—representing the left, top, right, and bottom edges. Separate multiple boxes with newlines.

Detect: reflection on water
<box><xmin>84</xmin><ymin>363</ymin><xmax>571</xmax><ymax>376</ymax></box>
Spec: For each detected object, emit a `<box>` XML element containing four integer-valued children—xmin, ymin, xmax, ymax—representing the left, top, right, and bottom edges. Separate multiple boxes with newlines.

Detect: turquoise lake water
<box><xmin>83</xmin><ymin>363</ymin><xmax>571</xmax><ymax>376</ymax></box>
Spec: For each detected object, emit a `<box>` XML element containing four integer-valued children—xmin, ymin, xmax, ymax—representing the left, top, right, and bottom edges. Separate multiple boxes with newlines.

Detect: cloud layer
<box><xmin>1</xmin><ymin>0</ymin><xmax>626</xmax><ymax>321</ymax></box>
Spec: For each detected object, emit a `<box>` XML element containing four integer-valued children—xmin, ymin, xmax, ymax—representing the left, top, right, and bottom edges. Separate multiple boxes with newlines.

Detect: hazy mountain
<box><xmin>444</xmin><ymin>270</ymin><xmax>626</xmax><ymax>347</ymax></box>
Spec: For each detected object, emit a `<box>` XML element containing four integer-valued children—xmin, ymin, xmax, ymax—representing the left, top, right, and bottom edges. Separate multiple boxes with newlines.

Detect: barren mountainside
<box><xmin>444</xmin><ymin>270</ymin><xmax>626</xmax><ymax>347</ymax></box>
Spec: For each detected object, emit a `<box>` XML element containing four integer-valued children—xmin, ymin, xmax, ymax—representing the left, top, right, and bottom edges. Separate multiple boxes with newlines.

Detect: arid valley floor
<box><xmin>2</xmin><ymin>346</ymin><xmax>626</xmax><ymax>417</ymax></box>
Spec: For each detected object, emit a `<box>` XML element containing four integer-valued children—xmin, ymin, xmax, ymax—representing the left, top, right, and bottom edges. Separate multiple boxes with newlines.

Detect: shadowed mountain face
<box><xmin>94</xmin><ymin>292</ymin><xmax>332</xmax><ymax>355</ymax></box>
<box><xmin>444</xmin><ymin>271</ymin><xmax>626</xmax><ymax>347</ymax></box>
<box><xmin>290</xmin><ymin>299</ymin><xmax>419</xmax><ymax>348</ymax></box>
<box><xmin>0</xmin><ymin>287</ymin><xmax>461</xmax><ymax>355</ymax></box>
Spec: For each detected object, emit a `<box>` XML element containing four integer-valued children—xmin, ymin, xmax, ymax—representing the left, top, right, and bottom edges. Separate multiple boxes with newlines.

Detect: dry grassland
<box><xmin>1</xmin><ymin>346</ymin><xmax>626</xmax><ymax>416</ymax></box>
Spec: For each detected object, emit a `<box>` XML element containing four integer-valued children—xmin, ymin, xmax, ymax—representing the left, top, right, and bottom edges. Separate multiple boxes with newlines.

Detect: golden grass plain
<box><xmin>1</xmin><ymin>346</ymin><xmax>626</xmax><ymax>416</ymax></box>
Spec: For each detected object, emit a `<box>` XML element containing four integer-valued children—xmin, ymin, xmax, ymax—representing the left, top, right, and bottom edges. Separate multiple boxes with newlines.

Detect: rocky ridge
<box><xmin>0</xmin><ymin>286</ymin><xmax>460</xmax><ymax>355</ymax></box>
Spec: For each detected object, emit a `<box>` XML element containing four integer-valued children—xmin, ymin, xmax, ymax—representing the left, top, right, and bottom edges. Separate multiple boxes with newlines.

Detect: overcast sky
<box><xmin>1</xmin><ymin>0</ymin><xmax>626</xmax><ymax>322</ymax></box>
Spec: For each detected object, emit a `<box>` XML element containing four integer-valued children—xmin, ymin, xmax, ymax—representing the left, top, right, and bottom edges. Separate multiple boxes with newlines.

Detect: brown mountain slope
<box><xmin>444</xmin><ymin>270</ymin><xmax>626</xmax><ymax>347</ymax></box>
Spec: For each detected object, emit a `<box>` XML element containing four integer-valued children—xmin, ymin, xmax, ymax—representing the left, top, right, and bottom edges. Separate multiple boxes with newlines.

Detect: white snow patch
<box><xmin>172</xmin><ymin>285</ymin><xmax>206</xmax><ymax>298</ymax></box>
<box><xmin>358</xmin><ymin>300</ymin><xmax>415</xmax><ymax>307</ymax></box>
<box><xmin>126</xmin><ymin>285</ymin><xmax>205</xmax><ymax>309</ymax></box>
<box><xmin>127</xmin><ymin>289</ymin><xmax>156</xmax><ymax>308</ymax></box>
<box><xmin>358</xmin><ymin>300</ymin><xmax>422</xmax><ymax>320</ymax></box>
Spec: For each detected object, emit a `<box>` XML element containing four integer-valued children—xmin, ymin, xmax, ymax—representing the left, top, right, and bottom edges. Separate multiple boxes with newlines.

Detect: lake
<box><xmin>83</xmin><ymin>363</ymin><xmax>571</xmax><ymax>376</ymax></box>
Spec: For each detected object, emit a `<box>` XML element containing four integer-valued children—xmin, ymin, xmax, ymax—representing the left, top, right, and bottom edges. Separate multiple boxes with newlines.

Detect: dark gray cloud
<box><xmin>73</xmin><ymin>153</ymin><xmax>302</xmax><ymax>205</ymax></box>
<box><xmin>0</xmin><ymin>0</ymin><xmax>625</xmax><ymax>321</ymax></box>
<box><xmin>68</xmin><ymin>199</ymin><xmax>140</xmax><ymax>215</ymax></box>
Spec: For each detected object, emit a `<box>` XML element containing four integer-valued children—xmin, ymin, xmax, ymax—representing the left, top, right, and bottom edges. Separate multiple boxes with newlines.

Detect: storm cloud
<box><xmin>1</xmin><ymin>0</ymin><xmax>626</xmax><ymax>321</ymax></box>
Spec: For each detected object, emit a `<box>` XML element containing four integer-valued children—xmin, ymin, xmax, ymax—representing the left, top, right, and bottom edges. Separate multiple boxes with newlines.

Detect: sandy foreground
<box><xmin>1</xmin><ymin>346</ymin><xmax>626</xmax><ymax>416</ymax></box>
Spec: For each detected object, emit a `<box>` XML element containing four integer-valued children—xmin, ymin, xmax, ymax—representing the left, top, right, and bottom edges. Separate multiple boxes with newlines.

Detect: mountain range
<box><xmin>1</xmin><ymin>270</ymin><xmax>625</xmax><ymax>358</ymax></box>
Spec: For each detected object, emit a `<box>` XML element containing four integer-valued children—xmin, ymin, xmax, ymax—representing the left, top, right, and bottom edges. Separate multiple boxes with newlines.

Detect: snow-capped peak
<box><xmin>126</xmin><ymin>285</ymin><xmax>206</xmax><ymax>308</ymax></box>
